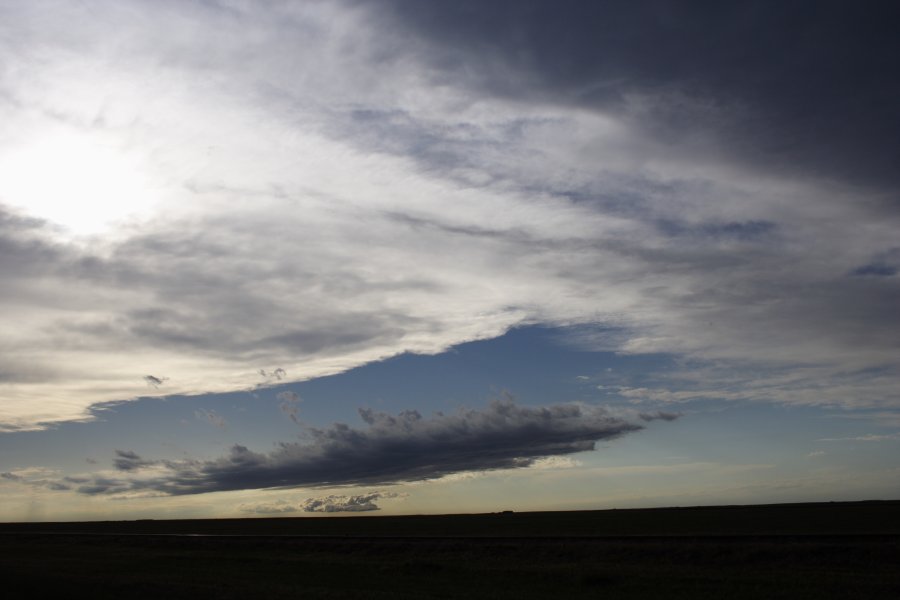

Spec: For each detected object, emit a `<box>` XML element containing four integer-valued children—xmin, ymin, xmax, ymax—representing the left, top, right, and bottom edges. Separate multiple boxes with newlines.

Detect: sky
<box><xmin>0</xmin><ymin>0</ymin><xmax>898</xmax><ymax>521</ymax></box>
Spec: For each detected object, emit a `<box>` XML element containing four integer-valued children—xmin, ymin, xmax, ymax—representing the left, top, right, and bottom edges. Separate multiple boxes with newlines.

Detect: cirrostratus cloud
<box><xmin>0</xmin><ymin>0</ymin><xmax>898</xmax><ymax>431</ymax></box>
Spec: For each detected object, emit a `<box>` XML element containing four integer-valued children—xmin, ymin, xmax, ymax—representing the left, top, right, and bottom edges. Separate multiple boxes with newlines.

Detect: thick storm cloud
<box><xmin>375</xmin><ymin>0</ymin><xmax>900</xmax><ymax>192</ymax></box>
<box><xmin>74</xmin><ymin>399</ymin><xmax>646</xmax><ymax>495</ymax></box>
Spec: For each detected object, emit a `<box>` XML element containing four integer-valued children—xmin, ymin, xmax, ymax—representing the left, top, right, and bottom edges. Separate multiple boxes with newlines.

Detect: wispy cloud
<box><xmin>0</xmin><ymin>467</ymin><xmax>70</xmax><ymax>491</ymax></box>
<box><xmin>276</xmin><ymin>391</ymin><xmax>302</xmax><ymax>425</ymax></box>
<box><xmin>194</xmin><ymin>409</ymin><xmax>227</xmax><ymax>430</ymax></box>
<box><xmin>823</xmin><ymin>411</ymin><xmax>900</xmax><ymax>428</ymax></box>
<box><xmin>0</xmin><ymin>0</ymin><xmax>898</xmax><ymax>432</ymax></box>
<box><xmin>818</xmin><ymin>433</ymin><xmax>900</xmax><ymax>443</ymax></box>
<box><xmin>638</xmin><ymin>411</ymin><xmax>681</xmax><ymax>422</ymax></box>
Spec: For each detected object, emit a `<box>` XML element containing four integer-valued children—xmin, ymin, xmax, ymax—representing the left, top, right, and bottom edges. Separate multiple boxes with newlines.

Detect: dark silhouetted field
<box><xmin>2</xmin><ymin>500</ymin><xmax>898</xmax><ymax>598</ymax></box>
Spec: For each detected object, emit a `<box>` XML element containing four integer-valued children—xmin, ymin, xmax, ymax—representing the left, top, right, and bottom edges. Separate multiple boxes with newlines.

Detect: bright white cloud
<box><xmin>0</xmin><ymin>0</ymin><xmax>898</xmax><ymax>431</ymax></box>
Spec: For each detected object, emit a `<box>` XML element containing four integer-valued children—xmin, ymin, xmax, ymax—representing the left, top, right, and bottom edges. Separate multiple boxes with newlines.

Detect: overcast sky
<box><xmin>1</xmin><ymin>0</ymin><xmax>898</xmax><ymax>521</ymax></box>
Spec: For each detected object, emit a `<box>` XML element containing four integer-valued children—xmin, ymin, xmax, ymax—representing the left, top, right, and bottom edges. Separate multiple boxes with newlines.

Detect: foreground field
<box><xmin>2</xmin><ymin>501</ymin><xmax>899</xmax><ymax>599</ymax></box>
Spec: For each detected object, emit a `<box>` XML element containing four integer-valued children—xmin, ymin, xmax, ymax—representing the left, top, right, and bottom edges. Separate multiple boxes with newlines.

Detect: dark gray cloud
<box><xmin>655</xmin><ymin>219</ymin><xmax>777</xmax><ymax>242</ymax></box>
<box><xmin>76</xmin><ymin>399</ymin><xmax>647</xmax><ymax>495</ymax></box>
<box><xmin>143</xmin><ymin>375</ymin><xmax>166</xmax><ymax>388</ymax></box>
<box><xmin>113</xmin><ymin>450</ymin><xmax>157</xmax><ymax>472</ymax></box>
<box><xmin>638</xmin><ymin>411</ymin><xmax>681</xmax><ymax>422</ymax></box>
<box><xmin>851</xmin><ymin>248</ymin><xmax>900</xmax><ymax>278</ymax></box>
<box><xmin>259</xmin><ymin>368</ymin><xmax>287</xmax><ymax>380</ymax></box>
<box><xmin>373</xmin><ymin>0</ymin><xmax>900</xmax><ymax>193</ymax></box>
<box><xmin>0</xmin><ymin>207</ymin><xmax>64</xmax><ymax>280</ymax></box>
<box><xmin>852</xmin><ymin>263</ymin><xmax>898</xmax><ymax>278</ymax></box>
<box><xmin>65</xmin><ymin>224</ymin><xmax>431</xmax><ymax>360</ymax></box>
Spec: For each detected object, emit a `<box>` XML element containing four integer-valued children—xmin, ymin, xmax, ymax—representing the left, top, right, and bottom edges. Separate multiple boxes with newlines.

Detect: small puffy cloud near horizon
<box><xmin>240</xmin><ymin>492</ymin><xmax>408</xmax><ymax>515</ymax></box>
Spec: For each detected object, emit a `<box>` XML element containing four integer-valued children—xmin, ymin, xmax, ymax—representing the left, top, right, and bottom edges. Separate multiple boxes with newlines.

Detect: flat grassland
<box><xmin>1</xmin><ymin>500</ymin><xmax>898</xmax><ymax>599</ymax></box>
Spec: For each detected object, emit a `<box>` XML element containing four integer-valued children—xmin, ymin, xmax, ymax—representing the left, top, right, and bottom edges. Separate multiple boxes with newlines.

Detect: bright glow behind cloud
<box><xmin>0</xmin><ymin>0</ymin><xmax>898</xmax><ymax>430</ymax></box>
<box><xmin>0</xmin><ymin>129</ymin><xmax>159</xmax><ymax>236</ymax></box>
